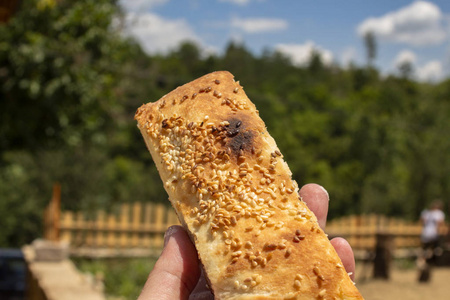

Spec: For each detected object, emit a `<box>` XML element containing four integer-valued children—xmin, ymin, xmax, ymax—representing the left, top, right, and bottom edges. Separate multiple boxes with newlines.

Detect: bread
<box><xmin>135</xmin><ymin>71</ymin><xmax>363</xmax><ymax>299</ymax></box>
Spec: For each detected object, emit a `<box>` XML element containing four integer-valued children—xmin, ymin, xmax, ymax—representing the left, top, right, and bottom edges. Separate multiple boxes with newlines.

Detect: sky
<box><xmin>118</xmin><ymin>0</ymin><xmax>450</xmax><ymax>82</ymax></box>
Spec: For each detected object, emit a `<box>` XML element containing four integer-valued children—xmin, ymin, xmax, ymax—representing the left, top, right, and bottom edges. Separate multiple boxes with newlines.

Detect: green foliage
<box><xmin>1</xmin><ymin>0</ymin><xmax>449</xmax><ymax>250</ymax></box>
<box><xmin>74</xmin><ymin>257</ymin><xmax>157</xmax><ymax>299</ymax></box>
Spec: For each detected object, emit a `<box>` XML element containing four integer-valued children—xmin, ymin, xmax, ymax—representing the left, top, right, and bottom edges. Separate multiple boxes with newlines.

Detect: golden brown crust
<box><xmin>135</xmin><ymin>71</ymin><xmax>364</xmax><ymax>300</ymax></box>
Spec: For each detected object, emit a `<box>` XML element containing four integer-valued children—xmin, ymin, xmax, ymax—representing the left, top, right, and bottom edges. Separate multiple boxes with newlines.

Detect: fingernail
<box><xmin>318</xmin><ymin>185</ymin><xmax>329</xmax><ymax>201</ymax></box>
<box><xmin>164</xmin><ymin>225</ymin><xmax>179</xmax><ymax>247</ymax></box>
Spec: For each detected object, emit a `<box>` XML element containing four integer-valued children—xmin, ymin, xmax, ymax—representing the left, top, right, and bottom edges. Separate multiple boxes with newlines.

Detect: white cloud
<box><xmin>393</xmin><ymin>49</ymin><xmax>417</xmax><ymax>67</ymax></box>
<box><xmin>231</xmin><ymin>16</ymin><xmax>288</xmax><ymax>33</ymax></box>
<box><xmin>119</xmin><ymin>0</ymin><xmax>170</xmax><ymax>12</ymax></box>
<box><xmin>275</xmin><ymin>41</ymin><xmax>333</xmax><ymax>66</ymax></box>
<box><xmin>123</xmin><ymin>13</ymin><xmax>202</xmax><ymax>54</ymax></box>
<box><xmin>357</xmin><ymin>1</ymin><xmax>448</xmax><ymax>46</ymax></box>
<box><xmin>390</xmin><ymin>51</ymin><xmax>445</xmax><ymax>82</ymax></box>
<box><xmin>416</xmin><ymin>60</ymin><xmax>443</xmax><ymax>82</ymax></box>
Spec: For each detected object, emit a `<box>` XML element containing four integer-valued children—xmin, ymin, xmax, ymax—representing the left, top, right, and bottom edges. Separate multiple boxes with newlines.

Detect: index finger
<box><xmin>299</xmin><ymin>183</ymin><xmax>329</xmax><ymax>229</ymax></box>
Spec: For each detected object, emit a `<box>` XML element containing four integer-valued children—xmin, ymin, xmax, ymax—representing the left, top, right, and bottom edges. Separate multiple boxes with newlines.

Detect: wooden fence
<box><xmin>326</xmin><ymin>214</ymin><xmax>434</xmax><ymax>250</ymax></box>
<box><xmin>43</xmin><ymin>184</ymin><xmax>447</xmax><ymax>257</ymax></box>
<box><xmin>58</xmin><ymin>202</ymin><xmax>179</xmax><ymax>250</ymax></box>
<box><xmin>43</xmin><ymin>184</ymin><xmax>179</xmax><ymax>257</ymax></box>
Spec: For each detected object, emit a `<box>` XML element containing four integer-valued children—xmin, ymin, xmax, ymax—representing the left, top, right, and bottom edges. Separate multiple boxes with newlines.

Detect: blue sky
<box><xmin>119</xmin><ymin>0</ymin><xmax>450</xmax><ymax>82</ymax></box>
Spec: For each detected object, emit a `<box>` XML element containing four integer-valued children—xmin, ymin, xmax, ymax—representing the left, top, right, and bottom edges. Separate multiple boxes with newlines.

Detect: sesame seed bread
<box><xmin>135</xmin><ymin>71</ymin><xmax>363</xmax><ymax>300</ymax></box>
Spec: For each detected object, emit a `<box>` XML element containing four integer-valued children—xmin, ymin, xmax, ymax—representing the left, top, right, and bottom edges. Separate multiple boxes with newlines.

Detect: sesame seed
<box><xmin>254</xmin><ymin>275</ymin><xmax>262</xmax><ymax>283</ymax></box>
<box><xmin>264</xmin><ymin>243</ymin><xmax>277</xmax><ymax>251</ymax></box>
<box><xmin>313</xmin><ymin>266</ymin><xmax>325</xmax><ymax>281</ymax></box>
<box><xmin>285</xmin><ymin>248</ymin><xmax>291</xmax><ymax>257</ymax></box>
<box><xmin>275</xmin><ymin>221</ymin><xmax>284</xmax><ymax>229</ymax></box>
<box><xmin>234</xmin><ymin>281</ymin><xmax>240</xmax><ymax>289</ymax></box>
<box><xmin>261</xmin><ymin>258</ymin><xmax>267</xmax><ymax>266</ymax></box>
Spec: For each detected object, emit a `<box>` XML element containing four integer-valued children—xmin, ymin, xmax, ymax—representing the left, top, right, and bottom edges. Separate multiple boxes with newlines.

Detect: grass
<box><xmin>73</xmin><ymin>256</ymin><xmax>158</xmax><ymax>299</ymax></box>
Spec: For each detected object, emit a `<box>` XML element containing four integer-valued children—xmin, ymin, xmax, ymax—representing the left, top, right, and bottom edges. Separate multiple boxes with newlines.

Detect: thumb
<box><xmin>138</xmin><ymin>225</ymin><xmax>201</xmax><ymax>300</ymax></box>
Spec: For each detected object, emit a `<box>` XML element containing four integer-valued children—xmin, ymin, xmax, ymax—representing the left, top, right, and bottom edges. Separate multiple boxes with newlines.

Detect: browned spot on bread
<box><xmin>221</xmin><ymin>116</ymin><xmax>257</xmax><ymax>160</ymax></box>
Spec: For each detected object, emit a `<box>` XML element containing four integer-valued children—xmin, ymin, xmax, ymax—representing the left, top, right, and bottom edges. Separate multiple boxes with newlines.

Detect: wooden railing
<box><xmin>58</xmin><ymin>202</ymin><xmax>179</xmax><ymax>251</ymax></box>
<box><xmin>326</xmin><ymin>214</ymin><xmax>432</xmax><ymax>250</ymax></box>
<box><xmin>43</xmin><ymin>185</ymin><xmax>447</xmax><ymax>257</ymax></box>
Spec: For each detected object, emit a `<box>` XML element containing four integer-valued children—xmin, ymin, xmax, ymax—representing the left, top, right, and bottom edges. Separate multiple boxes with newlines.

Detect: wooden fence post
<box><xmin>43</xmin><ymin>183</ymin><xmax>61</xmax><ymax>242</ymax></box>
<box><xmin>120</xmin><ymin>204</ymin><xmax>130</xmax><ymax>248</ymax></box>
<box><xmin>373</xmin><ymin>232</ymin><xmax>393</xmax><ymax>279</ymax></box>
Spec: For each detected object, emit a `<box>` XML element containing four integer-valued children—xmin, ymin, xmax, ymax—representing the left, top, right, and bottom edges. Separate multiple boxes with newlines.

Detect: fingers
<box><xmin>300</xmin><ymin>184</ymin><xmax>356</xmax><ymax>281</ymax></box>
<box><xmin>189</xmin><ymin>268</ymin><xmax>214</xmax><ymax>300</ymax></box>
<box><xmin>299</xmin><ymin>183</ymin><xmax>329</xmax><ymax>229</ymax></box>
<box><xmin>330</xmin><ymin>237</ymin><xmax>356</xmax><ymax>281</ymax></box>
<box><xmin>138</xmin><ymin>226</ymin><xmax>201</xmax><ymax>300</ymax></box>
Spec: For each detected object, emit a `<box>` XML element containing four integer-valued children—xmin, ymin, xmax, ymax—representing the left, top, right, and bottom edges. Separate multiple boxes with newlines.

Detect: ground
<box><xmin>356</xmin><ymin>265</ymin><xmax>450</xmax><ymax>300</ymax></box>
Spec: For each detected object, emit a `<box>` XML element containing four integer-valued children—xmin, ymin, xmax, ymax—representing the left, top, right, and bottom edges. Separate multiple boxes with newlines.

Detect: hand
<box><xmin>138</xmin><ymin>184</ymin><xmax>356</xmax><ymax>300</ymax></box>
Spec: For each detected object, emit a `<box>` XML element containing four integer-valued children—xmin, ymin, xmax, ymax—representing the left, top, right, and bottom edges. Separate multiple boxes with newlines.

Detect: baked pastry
<box><xmin>135</xmin><ymin>71</ymin><xmax>363</xmax><ymax>299</ymax></box>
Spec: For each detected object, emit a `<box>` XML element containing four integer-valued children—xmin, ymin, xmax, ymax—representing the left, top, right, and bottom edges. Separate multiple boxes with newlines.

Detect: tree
<box><xmin>0</xmin><ymin>0</ymin><xmax>167</xmax><ymax>246</ymax></box>
<box><xmin>0</xmin><ymin>0</ymin><xmax>127</xmax><ymax>152</ymax></box>
<box><xmin>397</xmin><ymin>61</ymin><xmax>414</xmax><ymax>79</ymax></box>
<box><xmin>364</xmin><ymin>31</ymin><xmax>377</xmax><ymax>67</ymax></box>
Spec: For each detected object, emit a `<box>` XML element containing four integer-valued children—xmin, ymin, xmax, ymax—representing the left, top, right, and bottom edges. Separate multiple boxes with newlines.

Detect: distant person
<box><xmin>418</xmin><ymin>200</ymin><xmax>446</xmax><ymax>282</ymax></box>
<box><xmin>421</xmin><ymin>200</ymin><xmax>445</xmax><ymax>250</ymax></box>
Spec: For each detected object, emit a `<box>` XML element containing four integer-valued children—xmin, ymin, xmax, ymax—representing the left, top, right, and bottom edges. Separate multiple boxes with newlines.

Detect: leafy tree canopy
<box><xmin>0</xmin><ymin>0</ymin><xmax>449</xmax><ymax>247</ymax></box>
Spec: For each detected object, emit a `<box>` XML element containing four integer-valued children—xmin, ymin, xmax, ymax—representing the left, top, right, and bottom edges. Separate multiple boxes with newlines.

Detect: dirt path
<box><xmin>356</xmin><ymin>266</ymin><xmax>450</xmax><ymax>300</ymax></box>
